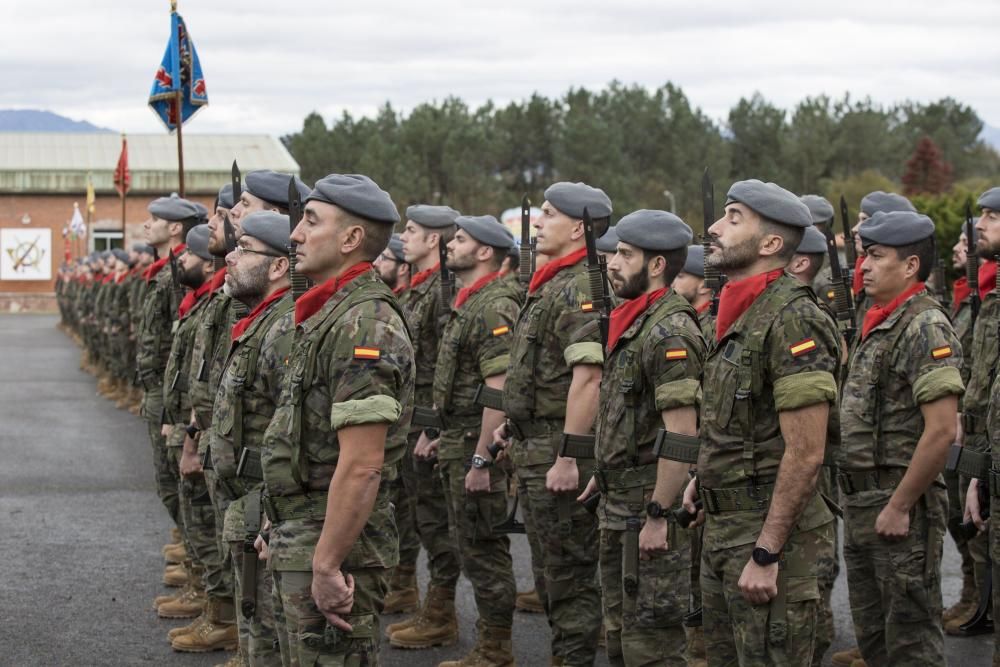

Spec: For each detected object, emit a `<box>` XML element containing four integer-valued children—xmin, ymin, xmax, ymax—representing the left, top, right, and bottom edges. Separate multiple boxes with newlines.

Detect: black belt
<box><xmin>262</xmin><ymin>491</ymin><xmax>329</xmax><ymax>523</ymax></box>
<box><xmin>653</xmin><ymin>429</ymin><xmax>700</xmax><ymax>464</ymax></box>
<box><xmin>473</xmin><ymin>385</ymin><xmax>505</xmax><ymax>411</ymax></box>
<box><xmin>411</xmin><ymin>406</ymin><xmax>443</xmax><ymax>429</ymax></box>
<box><xmin>836</xmin><ymin>468</ymin><xmax>906</xmax><ymax>495</ymax></box>
<box><xmin>559</xmin><ymin>433</ymin><xmax>595</xmax><ymax>459</ymax></box>
<box><xmin>701</xmin><ymin>483</ymin><xmax>774</xmax><ymax>513</ymax></box>
<box><xmin>945</xmin><ymin>445</ymin><xmax>991</xmax><ymax>480</ymax></box>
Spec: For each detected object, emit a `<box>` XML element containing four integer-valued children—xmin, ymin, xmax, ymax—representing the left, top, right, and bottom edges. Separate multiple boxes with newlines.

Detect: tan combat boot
<box><xmin>383</xmin><ymin>565</ymin><xmax>420</xmax><ymax>614</ymax></box>
<box><xmin>944</xmin><ymin>571</ymin><xmax>978</xmax><ymax>624</ymax></box>
<box><xmin>171</xmin><ymin>597</ymin><xmax>239</xmax><ymax>653</ymax></box>
<box><xmin>389</xmin><ymin>586</ymin><xmax>459</xmax><ymax>649</ymax></box>
<box><xmin>831</xmin><ymin>647</ymin><xmax>861</xmax><ymax>666</ymax></box>
<box><xmin>158</xmin><ymin>583</ymin><xmax>206</xmax><ymax>619</ymax></box>
<box><xmin>514</xmin><ymin>589</ymin><xmax>544</xmax><ymax>614</ymax></box>
<box><xmin>163</xmin><ymin>562</ymin><xmax>189</xmax><ymax>587</ymax></box>
<box><xmin>167</xmin><ymin>611</ymin><xmax>206</xmax><ymax>640</ymax></box>
<box><xmin>154</xmin><ymin>571</ymin><xmax>203</xmax><ymax>609</ymax></box>
<box><xmin>438</xmin><ymin>624</ymin><xmax>514</xmax><ymax>667</ymax></box>
<box><xmin>215</xmin><ymin>652</ymin><xmax>247</xmax><ymax>667</ymax></box>
<box><xmin>163</xmin><ymin>542</ymin><xmax>188</xmax><ymax>564</ymax></box>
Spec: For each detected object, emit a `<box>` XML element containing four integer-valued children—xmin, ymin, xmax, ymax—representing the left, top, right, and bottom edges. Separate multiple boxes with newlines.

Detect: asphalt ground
<box><xmin>0</xmin><ymin>313</ymin><xmax>992</xmax><ymax>666</ymax></box>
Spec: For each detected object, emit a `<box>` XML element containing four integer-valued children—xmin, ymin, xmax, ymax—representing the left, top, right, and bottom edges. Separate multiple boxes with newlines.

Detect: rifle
<box><xmin>439</xmin><ymin>236</ymin><xmax>454</xmax><ymax>318</ymax></box>
<box><xmin>840</xmin><ymin>195</ymin><xmax>857</xmax><ymax>286</ymax></box>
<box><xmin>958</xmin><ymin>479</ymin><xmax>993</xmax><ymax>636</ymax></box>
<box><xmin>930</xmin><ymin>259</ymin><xmax>948</xmax><ymax>305</ymax></box>
<box><xmin>701</xmin><ymin>169</ymin><xmax>725</xmax><ymax>315</ymax></box>
<box><xmin>519</xmin><ymin>195</ymin><xmax>533</xmax><ymax>285</ymax></box>
<box><xmin>582</xmin><ymin>207</ymin><xmax>611</xmax><ymax>347</ymax></box>
<box><xmin>167</xmin><ymin>247</ymin><xmax>184</xmax><ymax>309</ymax></box>
<box><xmin>966</xmin><ymin>200</ymin><xmax>980</xmax><ymax>325</ymax></box>
<box><xmin>821</xmin><ymin>224</ymin><xmax>857</xmax><ymax>345</ymax></box>
<box><xmin>486</xmin><ymin>441</ymin><xmax>525</xmax><ymax>533</ymax></box>
<box><xmin>227</xmin><ymin>160</ymin><xmax>248</xmax><ymax>317</ymax></box>
<box><xmin>286</xmin><ymin>176</ymin><xmax>309</xmax><ymax>301</ymax></box>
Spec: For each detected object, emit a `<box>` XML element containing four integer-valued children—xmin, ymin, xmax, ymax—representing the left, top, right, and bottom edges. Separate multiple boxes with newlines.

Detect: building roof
<box><xmin>0</xmin><ymin>132</ymin><xmax>300</xmax><ymax>195</ymax></box>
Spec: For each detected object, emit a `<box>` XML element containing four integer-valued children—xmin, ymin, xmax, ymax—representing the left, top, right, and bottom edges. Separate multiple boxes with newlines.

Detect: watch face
<box><xmin>646</xmin><ymin>502</ymin><xmax>662</xmax><ymax>518</ymax></box>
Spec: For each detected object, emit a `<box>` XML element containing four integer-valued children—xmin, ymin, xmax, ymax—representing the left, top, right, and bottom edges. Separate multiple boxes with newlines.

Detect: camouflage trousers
<box><xmin>204</xmin><ymin>469</ymin><xmax>236</xmax><ymax>599</ymax></box>
<box><xmin>171</xmin><ymin>436</ymin><xmax>223</xmax><ymax>591</ymax></box>
<box><xmin>813</xmin><ymin>469</ymin><xmax>840</xmax><ymax>667</ymax></box>
<box><xmin>517</xmin><ymin>463</ymin><xmax>602</xmax><ymax>666</ymax></box>
<box><xmin>945</xmin><ymin>470</ymin><xmax>975</xmax><ymax>584</ymax></box>
<box><xmin>959</xmin><ymin>475</ymin><xmax>991</xmax><ymax>590</ymax></box>
<box><xmin>439</xmin><ymin>459</ymin><xmax>516</xmax><ymax>628</ymax></box>
<box><xmin>225</xmin><ymin>490</ymin><xmax>284</xmax><ymax>666</ymax></box>
<box><xmin>844</xmin><ymin>486</ymin><xmax>946</xmax><ymax>667</ymax></box>
<box><xmin>143</xmin><ymin>393</ymin><xmax>179</xmax><ymax>526</ymax></box>
<box><xmin>400</xmin><ymin>431</ymin><xmax>460</xmax><ymax>589</ymax></box>
<box><xmin>598</xmin><ymin>521</ymin><xmax>690</xmax><ymax>667</ymax></box>
<box><xmin>388</xmin><ymin>442</ymin><xmax>420</xmax><ymax>569</ymax></box>
<box><xmin>988</xmin><ymin>490</ymin><xmax>1000</xmax><ymax>661</ymax></box>
<box><xmin>701</xmin><ymin>521</ymin><xmax>834</xmax><ymax>667</ymax></box>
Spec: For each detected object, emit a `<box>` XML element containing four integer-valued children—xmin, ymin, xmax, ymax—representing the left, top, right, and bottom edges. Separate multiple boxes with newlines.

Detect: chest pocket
<box><xmin>433</xmin><ymin>308</ymin><xmax>474</xmax><ymax>411</ymax></box>
<box><xmin>504</xmin><ymin>299</ymin><xmax>550</xmax><ymax>420</ymax></box>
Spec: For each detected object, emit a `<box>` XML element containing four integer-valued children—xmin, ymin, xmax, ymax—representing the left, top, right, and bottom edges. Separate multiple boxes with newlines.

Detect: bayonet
<box><xmin>286</xmin><ymin>177</ymin><xmax>309</xmax><ymax>301</ymax></box>
<box><xmin>822</xmin><ymin>224</ymin><xmax>856</xmax><ymax>345</ymax></box>
<box><xmin>840</xmin><ymin>195</ymin><xmax>857</xmax><ymax>282</ymax></box>
<box><xmin>439</xmin><ymin>235</ymin><xmax>454</xmax><ymax>318</ymax></box>
<box><xmin>519</xmin><ymin>195</ymin><xmax>533</xmax><ymax>285</ymax></box>
<box><xmin>582</xmin><ymin>207</ymin><xmax>611</xmax><ymax>347</ymax></box>
<box><xmin>966</xmin><ymin>200</ymin><xmax>980</xmax><ymax>325</ymax></box>
<box><xmin>167</xmin><ymin>247</ymin><xmax>184</xmax><ymax>310</ymax></box>
<box><xmin>701</xmin><ymin>169</ymin><xmax>725</xmax><ymax>316</ymax></box>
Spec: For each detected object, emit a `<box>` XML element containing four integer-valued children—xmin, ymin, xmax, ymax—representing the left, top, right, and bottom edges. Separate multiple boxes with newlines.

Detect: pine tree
<box><xmin>902</xmin><ymin>136</ymin><xmax>953</xmax><ymax>195</ymax></box>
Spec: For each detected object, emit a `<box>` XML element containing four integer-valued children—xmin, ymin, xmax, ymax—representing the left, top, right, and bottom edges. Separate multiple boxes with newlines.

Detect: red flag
<box><xmin>113</xmin><ymin>135</ymin><xmax>131</xmax><ymax>197</ymax></box>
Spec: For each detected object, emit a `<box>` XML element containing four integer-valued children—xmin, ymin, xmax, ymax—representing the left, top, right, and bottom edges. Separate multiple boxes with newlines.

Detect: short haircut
<box><xmin>484</xmin><ymin>245</ymin><xmax>507</xmax><ymax>270</ymax></box>
<box><xmin>178</xmin><ymin>217</ymin><xmax>201</xmax><ymax>236</ymax></box>
<box><xmin>642</xmin><ymin>246</ymin><xmax>688</xmax><ymax>286</ymax></box>
<box><xmin>760</xmin><ymin>217</ymin><xmax>804</xmax><ymax>263</ymax></box>
<box><xmin>795</xmin><ymin>253</ymin><xmax>825</xmax><ymax>284</ymax></box>
<box><xmin>592</xmin><ymin>216</ymin><xmax>611</xmax><ymax>240</ymax></box>
<box><xmin>340</xmin><ymin>209</ymin><xmax>393</xmax><ymax>262</ymax></box>
<box><xmin>894</xmin><ymin>236</ymin><xmax>936</xmax><ymax>282</ymax></box>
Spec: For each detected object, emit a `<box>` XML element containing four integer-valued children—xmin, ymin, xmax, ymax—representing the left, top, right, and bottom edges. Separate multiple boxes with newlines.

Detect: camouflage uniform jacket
<box><xmin>261</xmin><ymin>270</ymin><xmax>415</xmax><ymax>570</ymax></box>
<box><xmin>697</xmin><ymin>307</ymin><xmax>716</xmax><ymax>342</ymax></box>
<box><xmin>840</xmin><ymin>289</ymin><xmax>963</xmax><ymax>507</ymax></box>
<box><xmin>595</xmin><ymin>291</ymin><xmax>706</xmax><ymax>531</ymax></box>
<box><xmin>431</xmin><ymin>275</ymin><xmax>522</xmax><ymax>461</ymax></box>
<box><xmin>162</xmin><ymin>294</ymin><xmax>211</xmax><ymax>427</ymax></box>
<box><xmin>189</xmin><ymin>286</ymin><xmax>237</xmax><ymax>437</ymax></box>
<box><xmin>211</xmin><ymin>294</ymin><xmax>294</xmax><ymax>500</ymax></box>
<box><xmin>135</xmin><ymin>267</ymin><xmax>180</xmax><ymax>415</ymax></box>
<box><xmin>963</xmin><ymin>289</ymin><xmax>1000</xmax><ymax>453</ymax></box>
<box><xmin>951</xmin><ymin>296</ymin><xmax>974</xmax><ymax>390</ymax></box>
<box><xmin>399</xmin><ymin>268</ymin><xmax>446</xmax><ymax>413</ymax></box>
<box><xmin>698</xmin><ymin>272</ymin><xmax>839</xmax><ymax>550</ymax></box>
<box><xmin>502</xmin><ymin>258</ymin><xmax>605</xmax><ymax>468</ymax></box>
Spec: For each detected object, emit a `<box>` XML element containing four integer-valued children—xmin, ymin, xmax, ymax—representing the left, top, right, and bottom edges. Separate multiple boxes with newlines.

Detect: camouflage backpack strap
<box><xmin>870</xmin><ymin>292</ymin><xmax>943</xmax><ymax>467</ymax></box>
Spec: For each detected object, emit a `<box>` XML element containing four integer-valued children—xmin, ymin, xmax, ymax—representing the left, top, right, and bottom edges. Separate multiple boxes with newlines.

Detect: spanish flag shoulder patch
<box><xmin>931</xmin><ymin>345</ymin><xmax>953</xmax><ymax>360</ymax></box>
<box><xmin>581</xmin><ymin>301</ymin><xmax>594</xmax><ymax>312</ymax></box>
<box><xmin>665</xmin><ymin>348</ymin><xmax>688</xmax><ymax>361</ymax></box>
<box><xmin>353</xmin><ymin>346</ymin><xmax>380</xmax><ymax>360</ymax></box>
<box><xmin>789</xmin><ymin>338</ymin><xmax>817</xmax><ymax>358</ymax></box>
<box><xmin>491</xmin><ymin>325</ymin><xmax>510</xmax><ymax>337</ymax></box>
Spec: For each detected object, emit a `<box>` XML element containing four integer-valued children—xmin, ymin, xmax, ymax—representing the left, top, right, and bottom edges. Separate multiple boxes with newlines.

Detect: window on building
<box><xmin>91</xmin><ymin>231</ymin><xmax>123</xmax><ymax>252</ymax></box>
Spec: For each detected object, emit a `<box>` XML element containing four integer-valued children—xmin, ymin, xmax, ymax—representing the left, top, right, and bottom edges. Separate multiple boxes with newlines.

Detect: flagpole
<box><xmin>119</xmin><ymin>134</ymin><xmax>127</xmax><ymax>235</ymax></box>
<box><xmin>176</xmin><ymin>89</ymin><xmax>185</xmax><ymax>197</ymax></box>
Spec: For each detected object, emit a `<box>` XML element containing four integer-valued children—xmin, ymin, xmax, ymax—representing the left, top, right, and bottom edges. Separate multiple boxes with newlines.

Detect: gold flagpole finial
<box><xmin>170</xmin><ymin>0</ymin><xmax>177</xmax><ymax>12</ymax></box>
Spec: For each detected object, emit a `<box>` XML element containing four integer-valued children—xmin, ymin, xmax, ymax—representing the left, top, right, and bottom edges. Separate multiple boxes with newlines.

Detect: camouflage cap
<box><xmin>455</xmin><ymin>214</ymin><xmax>514</xmax><ymax>249</ymax></box>
<box><xmin>406</xmin><ymin>204</ymin><xmax>460</xmax><ymax>229</ymax></box>
<box><xmin>217</xmin><ymin>182</ymin><xmax>237</xmax><ymax>210</ymax></box>
<box><xmin>616</xmin><ymin>209</ymin><xmax>693</xmax><ymax>251</ymax></box>
<box><xmin>681</xmin><ymin>244</ymin><xmax>705</xmax><ymax>278</ymax></box>
<box><xmin>796</xmin><ymin>225</ymin><xmax>828</xmax><ymax>254</ymax></box>
<box><xmin>245</xmin><ymin>170</ymin><xmax>310</xmax><ymax>208</ymax></box>
<box><xmin>800</xmin><ymin>195</ymin><xmax>834</xmax><ymax>224</ymax></box>
<box><xmin>148</xmin><ymin>193</ymin><xmax>201</xmax><ymax>222</ymax></box>
<box><xmin>726</xmin><ymin>180</ymin><xmax>812</xmax><ymax>228</ymax></box>
<box><xmin>544</xmin><ymin>181</ymin><xmax>613</xmax><ymax>219</ymax></box>
<box><xmin>858</xmin><ymin>211</ymin><xmax>935</xmax><ymax>248</ymax></box>
<box><xmin>387</xmin><ymin>233</ymin><xmax>406</xmax><ymax>262</ymax></box>
<box><xmin>186</xmin><ymin>224</ymin><xmax>213</xmax><ymax>260</ymax></box>
<box><xmin>307</xmin><ymin>174</ymin><xmax>400</xmax><ymax>225</ymax></box>
<box><xmin>595</xmin><ymin>225</ymin><xmax>619</xmax><ymax>253</ymax></box>
<box><xmin>978</xmin><ymin>187</ymin><xmax>1000</xmax><ymax>211</ymax></box>
<box><xmin>240</xmin><ymin>211</ymin><xmax>291</xmax><ymax>255</ymax></box>
<box><xmin>860</xmin><ymin>191</ymin><xmax>916</xmax><ymax>216</ymax></box>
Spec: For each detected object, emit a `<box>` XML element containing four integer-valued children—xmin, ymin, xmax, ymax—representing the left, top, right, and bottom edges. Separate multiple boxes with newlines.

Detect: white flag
<box><xmin>70</xmin><ymin>202</ymin><xmax>87</xmax><ymax>238</ymax></box>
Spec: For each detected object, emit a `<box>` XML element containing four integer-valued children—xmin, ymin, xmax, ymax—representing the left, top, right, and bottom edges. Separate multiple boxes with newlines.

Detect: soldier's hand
<box><xmin>254</xmin><ymin>533</ymin><xmax>269</xmax><ymax>561</ymax></box>
<box><xmin>492</xmin><ymin>423</ymin><xmax>511</xmax><ymax>449</ymax></box>
<box><xmin>639</xmin><ymin>518</ymin><xmax>669</xmax><ymax>559</ymax></box>
<box><xmin>161</xmin><ymin>424</ymin><xmax>173</xmax><ymax>438</ymax></box>
<box><xmin>465</xmin><ymin>467</ymin><xmax>491</xmax><ymax>494</ymax></box>
<box><xmin>576</xmin><ymin>475</ymin><xmax>598</xmax><ymax>504</ymax></box>
<box><xmin>738</xmin><ymin>560</ymin><xmax>778</xmax><ymax>605</ymax></box>
<box><xmin>546</xmin><ymin>457</ymin><xmax>579</xmax><ymax>494</ymax></box>
<box><xmin>965</xmin><ymin>480</ymin><xmax>986</xmax><ymax>531</ymax></box>
<box><xmin>179</xmin><ymin>446</ymin><xmax>203</xmax><ymax>477</ymax></box>
<box><xmin>875</xmin><ymin>503</ymin><xmax>910</xmax><ymax>541</ymax></box>
<box><xmin>682</xmin><ymin>477</ymin><xmax>704</xmax><ymax>528</ymax></box>
<box><xmin>414</xmin><ymin>433</ymin><xmax>440</xmax><ymax>461</ymax></box>
<box><xmin>311</xmin><ymin>567</ymin><xmax>355</xmax><ymax>632</ymax></box>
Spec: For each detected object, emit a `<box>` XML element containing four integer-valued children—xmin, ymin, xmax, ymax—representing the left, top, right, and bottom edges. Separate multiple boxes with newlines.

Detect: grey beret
<box><xmin>192</xmin><ymin>202</ymin><xmax>209</xmax><ymax>223</ymax></box>
<box><xmin>149</xmin><ymin>193</ymin><xmax>202</xmax><ymax>222</ymax></box>
<box><xmin>240</xmin><ymin>211</ymin><xmax>291</xmax><ymax>255</ymax></box>
<box><xmin>306</xmin><ymin>174</ymin><xmax>400</xmax><ymax>225</ymax></box>
<box><xmin>858</xmin><ymin>211</ymin><xmax>935</xmax><ymax>248</ymax></box>
<box><xmin>217</xmin><ymin>183</ymin><xmax>236</xmax><ymax>210</ymax></box>
<box><xmin>616</xmin><ymin>209</ymin><xmax>693</xmax><ymax>251</ymax></box>
<box><xmin>725</xmin><ymin>180</ymin><xmax>813</xmax><ymax>228</ymax></box>
<box><xmin>134</xmin><ymin>243</ymin><xmax>156</xmax><ymax>256</ymax></box>
<box><xmin>800</xmin><ymin>195</ymin><xmax>834</xmax><ymax>224</ymax></box>
<box><xmin>111</xmin><ymin>248</ymin><xmax>129</xmax><ymax>263</ymax></box>
<box><xmin>245</xmin><ymin>170</ymin><xmax>310</xmax><ymax>208</ymax></box>
<box><xmin>387</xmin><ymin>233</ymin><xmax>406</xmax><ymax>262</ymax></box>
<box><xmin>508</xmin><ymin>242</ymin><xmax>520</xmax><ymax>258</ymax></box>
<box><xmin>978</xmin><ymin>187</ymin><xmax>1000</xmax><ymax>211</ymax></box>
<box><xmin>595</xmin><ymin>226</ymin><xmax>619</xmax><ymax>253</ymax></box>
<box><xmin>186</xmin><ymin>224</ymin><xmax>213</xmax><ymax>261</ymax></box>
<box><xmin>682</xmin><ymin>245</ymin><xmax>705</xmax><ymax>278</ymax></box>
<box><xmin>860</xmin><ymin>191</ymin><xmax>916</xmax><ymax>216</ymax></box>
<box><xmin>99</xmin><ymin>250</ymin><xmax>112</xmax><ymax>260</ymax></box>
<box><xmin>544</xmin><ymin>182</ymin><xmax>613</xmax><ymax>219</ymax></box>
<box><xmin>455</xmin><ymin>215</ymin><xmax>515</xmax><ymax>249</ymax></box>
<box><xmin>796</xmin><ymin>225</ymin><xmax>828</xmax><ymax>255</ymax></box>
<box><xmin>406</xmin><ymin>204</ymin><xmax>460</xmax><ymax>229</ymax></box>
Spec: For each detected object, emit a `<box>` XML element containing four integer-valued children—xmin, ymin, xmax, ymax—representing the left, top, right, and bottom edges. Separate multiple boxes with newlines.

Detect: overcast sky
<box><xmin>4</xmin><ymin>0</ymin><xmax>999</xmax><ymax>136</ymax></box>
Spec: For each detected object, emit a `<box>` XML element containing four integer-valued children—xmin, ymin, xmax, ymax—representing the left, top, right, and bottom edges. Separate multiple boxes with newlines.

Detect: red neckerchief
<box><xmin>979</xmin><ymin>260</ymin><xmax>997</xmax><ymax>302</ymax></box>
<box><xmin>851</xmin><ymin>256</ymin><xmax>865</xmax><ymax>295</ymax></box>
<box><xmin>392</xmin><ymin>284</ymin><xmax>407</xmax><ymax>296</ymax></box>
<box><xmin>114</xmin><ymin>271</ymin><xmax>128</xmax><ymax>284</ymax></box>
<box><xmin>294</xmin><ymin>262</ymin><xmax>373</xmax><ymax>325</ymax></box>
<box><xmin>862</xmin><ymin>282</ymin><xmax>925</xmax><ymax>340</ymax></box>
<box><xmin>143</xmin><ymin>243</ymin><xmax>186</xmax><ymax>283</ymax></box>
<box><xmin>178</xmin><ymin>279</ymin><xmax>213</xmax><ymax>319</ymax></box>
<box><xmin>100</xmin><ymin>273</ymin><xmax>114</xmax><ymax>284</ymax></box>
<box><xmin>695</xmin><ymin>300</ymin><xmax>711</xmax><ymax>315</ymax></box>
<box><xmin>409</xmin><ymin>263</ymin><xmax>439</xmax><ymax>289</ymax></box>
<box><xmin>715</xmin><ymin>268</ymin><xmax>784</xmax><ymax>341</ymax></box>
<box><xmin>208</xmin><ymin>266</ymin><xmax>227</xmax><ymax>293</ymax></box>
<box><xmin>231</xmin><ymin>286</ymin><xmax>289</xmax><ymax>341</ymax></box>
<box><xmin>454</xmin><ymin>271</ymin><xmax>502</xmax><ymax>309</ymax></box>
<box><xmin>607</xmin><ymin>286</ymin><xmax>669</xmax><ymax>352</ymax></box>
<box><xmin>952</xmin><ymin>276</ymin><xmax>971</xmax><ymax>314</ymax></box>
<box><xmin>528</xmin><ymin>247</ymin><xmax>587</xmax><ymax>294</ymax></box>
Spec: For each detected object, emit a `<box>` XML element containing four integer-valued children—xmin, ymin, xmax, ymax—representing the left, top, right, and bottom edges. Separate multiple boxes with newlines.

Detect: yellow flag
<box><xmin>86</xmin><ymin>173</ymin><xmax>96</xmax><ymax>214</ymax></box>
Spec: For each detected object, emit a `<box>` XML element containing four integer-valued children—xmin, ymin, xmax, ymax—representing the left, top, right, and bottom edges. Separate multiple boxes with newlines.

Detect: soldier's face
<box><xmin>607</xmin><ymin>242</ymin><xmax>652</xmax><ymax>300</ymax></box>
<box><xmin>534</xmin><ymin>202</ymin><xmax>582</xmax><ymax>257</ymax></box>
<box><xmin>373</xmin><ymin>250</ymin><xmax>402</xmax><ymax>288</ymax></box>
<box><xmin>852</xmin><ymin>213</ymin><xmax>869</xmax><ymax>255</ymax></box>
<box><xmin>446</xmin><ymin>229</ymin><xmax>482</xmax><ymax>273</ymax></box>
<box><xmin>706</xmin><ymin>204</ymin><xmax>763</xmax><ymax>271</ymax></box>
<box><xmin>860</xmin><ymin>244</ymin><xmax>917</xmax><ymax>304</ymax></box>
<box><xmin>225</xmin><ymin>238</ymin><xmax>274</xmax><ymax>302</ymax></box>
<box><xmin>231</xmin><ymin>191</ymin><xmax>271</xmax><ymax>225</ymax></box>
<box><xmin>976</xmin><ymin>207</ymin><xmax>1000</xmax><ymax>256</ymax></box>
<box><xmin>145</xmin><ymin>216</ymin><xmax>171</xmax><ymax>246</ymax></box>
<box><xmin>207</xmin><ymin>207</ymin><xmax>230</xmax><ymax>256</ymax></box>
<box><xmin>952</xmin><ymin>234</ymin><xmax>968</xmax><ymax>271</ymax></box>
<box><xmin>672</xmin><ymin>271</ymin><xmax>703</xmax><ymax>303</ymax></box>
<box><xmin>401</xmin><ymin>222</ymin><xmax>435</xmax><ymax>264</ymax></box>
<box><xmin>292</xmin><ymin>201</ymin><xmax>349</xmax><ymax>279</ymax></box>
<box><xmin>178</xmin><ymin>251</ymin><xmax>208</xmax><ymax>289</ymax></box>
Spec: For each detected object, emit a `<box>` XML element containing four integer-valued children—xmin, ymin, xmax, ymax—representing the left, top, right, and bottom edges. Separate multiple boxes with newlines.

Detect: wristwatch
<box><xmin>184</xmin><ymin>423</ymin><xmax>201</xmax><ymax>438</ymax></box>
<box><xmin>751</xmin><ymin>546</ymin><xmax>782</xmax><ymax>566</ymax></box>
<box><xmin>471</xmin><ymin>454</ymin><xmax>493</xmax><ymax>469</ymax></box>
<box><xmin>423</xmin><ymin>427</ymin><xmax>440</xmax><ymax>440</ymax></box>
<box><xmin>645</xmin><ymin>500</ymin><xmax>666</xmax><ymax>519</ymax></box>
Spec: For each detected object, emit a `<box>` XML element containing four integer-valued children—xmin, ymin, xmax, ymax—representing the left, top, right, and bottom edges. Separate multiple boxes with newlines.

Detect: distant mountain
<box><xmin>980</xmin><ymin>123</ymin><xmax>1000</xmax><ymax>152</ymax></box>
<box><xmin>0</xmin><ymin>109</ymin><xmax>111</xmax><ymax>132</ymax></box>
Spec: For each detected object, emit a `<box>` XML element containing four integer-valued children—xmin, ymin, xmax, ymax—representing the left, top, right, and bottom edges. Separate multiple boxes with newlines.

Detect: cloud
<box><xmin>4</xmin><ymin>0</ymin><xmax>1000</xmax><ymax>136</ymax></box>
